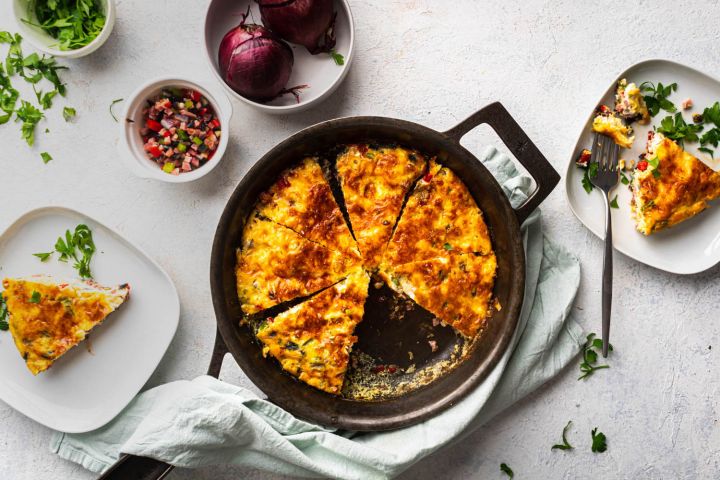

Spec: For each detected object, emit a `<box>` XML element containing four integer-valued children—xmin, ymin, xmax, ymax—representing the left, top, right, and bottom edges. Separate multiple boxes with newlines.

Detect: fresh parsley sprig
<box><xmin>500</xmin><ymin>463</ymin><xmax>514</xmax><ymax>478</ymax></box>
<box><xmin>639</xmin><ymin>81</ymin><xmax>677</xmax><ymax>117</ymax></box>
<box><xmin>34</xmin><ymin>224</ymin><xmax>96</xmax><ymax>279</ymax></box>
<box><xmin>591</xmin><ymin>427</ymin><xmax>607</xmax><ymax>453</ymax></box>
<box><xmin>578</xmin><ymin>333</ymin><xmax>612</xmax><ymax>380</ymax></box>
<box><xmin>657</xmin><ymin>112</ymin><xmax>704</xmax><ymax>148</ymax></box>
<box><xmin>699</xmin><ymin>101</ymin><xmax>720</xmax><ymax>158</ymax></box>
<box><xmin>551</xmin><ymin>421</ymin><xmax>574</xmax><ymax>451</ymax></box>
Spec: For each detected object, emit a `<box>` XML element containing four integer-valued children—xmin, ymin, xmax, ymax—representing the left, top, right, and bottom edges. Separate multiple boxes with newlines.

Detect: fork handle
<box><xmin>601</xmin><ymin>192</ymin><xmax>613</xmax><ymax>357</ymax></box>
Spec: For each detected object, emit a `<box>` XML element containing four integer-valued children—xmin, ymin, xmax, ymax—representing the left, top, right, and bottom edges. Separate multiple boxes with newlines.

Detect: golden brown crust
<box><xmin>336</xmin><ymin>145</ymin><xmax>427</xmax><ymax>269</ymax></box>
<box><xmin>256</xmin><ymin>157</ymin><xmax>360</xmax><ymax>258</ymax></box>
<box><xmin>236</xmin><ymin>215</ymin><xmax>361</xmax><ymax>315</ymax></box>
<box><xmin>255</xmin><ymin>269</ymin><xmax>370</xmax><ymax>394</ymax></box>
<box><xmin>2</xmin><ymin>277</ymin><xmax>129</xmax><ymax>375</ymax></box>
<box><xmin>632</xmin><ymin>135</ymin><xmax>720</xmax><ymax>234</ymax></box>
<box><xmin>383</xmin><ymin>160</ymin><xmax>492</xmax><ymax>266</ymax></box>
<box><xmin>383</xmin><ymin>253</ymin><xmax>496</xmax><ymax>337</ymax></box>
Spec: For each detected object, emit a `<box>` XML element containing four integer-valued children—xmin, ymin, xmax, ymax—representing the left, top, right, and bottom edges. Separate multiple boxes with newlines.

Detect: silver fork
<box><xmin>588</xmin><ymin>133</ymin><xmax>620</xmax><ymax>357</ymax></box>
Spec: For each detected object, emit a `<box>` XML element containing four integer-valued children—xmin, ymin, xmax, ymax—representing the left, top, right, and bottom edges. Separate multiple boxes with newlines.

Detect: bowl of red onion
<box><xmin>120</xmin><ymin>76</ymin><xmax>233</xmax><ymax>183</ymax></box>
<box><xmin>204</xmin><ymin>0</ymin><xmax>354</xmax><ymax>114</ymax></box>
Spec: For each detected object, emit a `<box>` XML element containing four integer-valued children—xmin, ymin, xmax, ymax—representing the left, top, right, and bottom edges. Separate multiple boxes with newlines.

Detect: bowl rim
<box><xmin>203</xmin><ymin>0</ymin><xmax>355</xmax><ymax>113</ymax></box>
<box><xmin>119</xmin><ymin>75</ymin><xmax>233</xmax><ymax>184</ymax></box>
<box><xmin>12</xmin><ymin>0</ymin><xmax>116</xmax><ymax>59</ymax></box>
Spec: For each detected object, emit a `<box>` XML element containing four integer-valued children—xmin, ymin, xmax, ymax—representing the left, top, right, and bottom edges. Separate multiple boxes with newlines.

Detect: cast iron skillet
<box><xmin>100</xmin><ymin>102</ymin><xmax>559</xmax><ymax>480</ymax></box>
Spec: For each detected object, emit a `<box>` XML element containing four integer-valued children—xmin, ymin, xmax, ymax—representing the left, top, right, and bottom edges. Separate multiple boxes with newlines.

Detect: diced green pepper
<box><xmin>177</xmin><ymin>143</ymin><xmax>187</xmax><ymax>153</ymax></box>
<box><xmin>162</xmin><ymin>162</ymin><xmax>175</xmax><ymax>173</ymax></box>
<box><xmin>184</xmin><ymin>99</ymin><xmax>193</xmax><ymax>108</ymax></box>
<box><xmin>177</xmin><ymin>130</ymin><xmax>189</xmax><ymax>141</ymax></box>
<box><xmin>192</xmin><ymin>136</ymin><xmax>203</xmax><ymax>146</ymax></box>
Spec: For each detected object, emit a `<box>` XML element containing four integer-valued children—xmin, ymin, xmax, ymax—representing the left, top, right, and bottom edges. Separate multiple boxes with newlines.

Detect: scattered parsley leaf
<box><xmin>330</xmin><ymin>50</ymin><xmax>345</xmax><ymax>66</ymax></box>
<box><xmin>443</xmin><ymin>242</ymin><xmax>453</xmax><ymax>251</ymax></box>
<box><xmin>109</xmin><ymin>98</ymin><xmax>123</xmax><ymax>122</ymax></box>
<box><xmin>591</xmin><ymin>427</ymin><xmax>607</xmax><ymax>453</ymax></box>
<box><xmin>657</xmin><ymin>112</ymin><xmax>703</xmax><ymax>148</ymax></box>
<box><xmin>62</xmin><ymin>106</ymin><xmax>76</xmax><ymax>121</ymax></box>
<box><xmin>0</xmin><ymin>296</ymin><xmax>8</xmax><ymax>331</ymax></box>
<box><xmin>609</xmin><ymin>195</ymin><xmax>619</xmax><ymax>209</ymax></box>
<box><xmin>582</xmin><ymin>162</ymin><xmax>598</xmax><ymax>194</ymax></box>
<box><xmin>33</xmin><ymin>252</ymin><xmax>53</xmax><ymax>261</ymax></box>
<box><xmin>15</xmin><ymin>100</ymin><xmax>44</xmax><ymax>146</ymax></box>
<box><xmin>29</xmin><ymin>291</ymin><xmax>41</xmax><ymax>303</ymax></box>
<box><xmin>551</xmin><ymin>420</ymin><xmax>574</xmax><ymax>451</ymax></box>
<box><xmin>620</xmin><ymin>171</ymin><xmax>630</xmax><ymax>185</ymax></box>
<box><xmin>500</xmin><ymin>463</ymin><xmax>514</xmax><ymax>478</ymax></box>
<box><xmin>45</xmin><ymin>224</ymin><xmax>96</xmax><ymax>278</ymax></box>
<box><xmin>578</xmin><ymin>333</ymin><xmax>612</xmax><ymax>380</ymax></box>
<box><xmin>639</xmin><ymin>81</ymin><xmax>677</xmax><ymax>117</ymax></box>
<box><xmin>40</xmin><ymin>151</ymin><xmax>52</xmax><ymax>163</ymax></box>
<box><xmin>699</xmin><ymin>102</ymin><xmax>720</xmax><ymax>157</ymax></box>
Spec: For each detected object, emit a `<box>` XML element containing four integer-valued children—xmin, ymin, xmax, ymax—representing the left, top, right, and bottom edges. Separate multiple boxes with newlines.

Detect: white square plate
<box><xmin>0</xmin><ymin>207</ymin><xmax>179</xmax><ymax>433</ymax></box>
<box><xmin>565</xmin><ymin>59</ymin><xmax>720</xmax><ymax>274</ymax></box>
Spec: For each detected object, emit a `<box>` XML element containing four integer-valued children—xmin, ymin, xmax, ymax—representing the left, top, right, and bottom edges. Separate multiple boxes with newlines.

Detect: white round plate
<box><xmin>565</xmin><ymin>59</ymin><xmax>720</xmax><ymax>275</ymax></box>
<box><xmin>0</xmin><ymin>207</ymin><xmax>179</xmax><ymax>433</ymax></box>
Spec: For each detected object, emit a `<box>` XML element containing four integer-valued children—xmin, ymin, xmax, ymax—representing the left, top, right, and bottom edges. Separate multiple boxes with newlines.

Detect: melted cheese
<box><xmin>383</xmin><ymin>253</ymin><xmax>497</xmax><ymax>338</ymax></box>
<box><xmin>255</xmin><ymin>157</ymin><xmax>360</xmax><ymax>258</ymax></box>
<box><xmin>336</xmin><ymin>145</ymin><xmax>426</xmax><ymax>269</ymax></box>
<box><xmin>236</xmin><ymin>215</ymin><xmax>361</xmax><ymax>315</ymax></box>
<box><xmin>255</xmin><ymin>269</ymin><xmax>369</xmax><ymax>394</ymax></box>
<box><xmin>1</xmin><ymin>276</ymin><xmax>129</xmax><ymax>375</ymax></box>
<box><xmin>382</xmin><ymin>159</ymin><xmax>492</xmax><ymax>267</ymax></box>
<box><xmin>592</xmin><ymin>112</ymin><xmax>635</xmax><ymax>148</ymax></box>
<box><xmin>632</xmin><ymin>133</ymin><xmax>720</xmax><ymax>235</ymax></box>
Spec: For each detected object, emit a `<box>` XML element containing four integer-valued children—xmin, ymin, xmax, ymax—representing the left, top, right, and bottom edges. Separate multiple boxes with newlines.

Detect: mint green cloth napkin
<box><xmin>51</xmin><ymin>146</ymin><xmax>583</xmax><ymax>479</ymax></box>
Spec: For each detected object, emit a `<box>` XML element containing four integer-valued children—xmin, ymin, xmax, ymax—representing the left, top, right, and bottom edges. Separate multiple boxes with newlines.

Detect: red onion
<box><xmin>218</xmin><ymin>15</ymin><xmax>305</xmax><ymax>102</ymax></box>
<box><xmin>257</xmin><ymin>0</ymin><xmax>336</xmax><ymax>54</ymax></box>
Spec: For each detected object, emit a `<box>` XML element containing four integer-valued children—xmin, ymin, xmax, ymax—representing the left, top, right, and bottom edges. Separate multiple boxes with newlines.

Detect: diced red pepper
<box><xmin>210</xmin><ymin>118</ymin><xmax>221</xmax><ymax>128</ymax></box>
<box><xmin>637</xmin><ymin>160</ymin><xmax>648</xmax><ymax>171</ymax></box>
<box><xmin>423</xmin><ymin>172</ymin><xmax>433</xmax><ymax>182</ymax></box>
<box><xmin>372</xmin><ymin>365</ymin><xmax>385</xmax><ymax>373</ymax></box>
<box><xmin>387</xmin><ymin>365</ymin><xmax>397</xmax><ymax>373</ymax></box>
<box><xmin>146</xmin><ymin>119</ymin><xmax>162</xmax><ymax>132</ymax></box>
<box><xmin>148</xmin><ymin>145</ymin><xmax>163</xmax><ymax>157</ymax></box>
<box><xmin>162</xmin><ymin>129</ymin><xmax>171</xmax><ymax>137</ymax></box>
<box><xmin>189</xmin><ymin>90</ymin><xmax>202</xmax><ymax>102</ymax></box>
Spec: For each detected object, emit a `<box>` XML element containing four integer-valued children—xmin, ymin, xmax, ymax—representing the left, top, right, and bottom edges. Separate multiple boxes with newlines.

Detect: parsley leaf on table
<box><xmin>551</xmin><ymin>420</ymin><xmax>574</xmax><ymax>451</ymax></box>
<box><xmin>591</xmin><ymin>427</ymin><xmax>607</xmax><ymax>453</ymax></box>
<box><xmin>40</xmin><ymin>151</ymin><xmax>52</xmax><ymax>163</ymax></box>
<box><xmin>639</xmin><ymin>81</ymin><xmax>677</xmax><ymax>117</ymax></box>
<box><xmin>109</xmin><ymin>98</ymin><xmax>123</xmax><ymax>122</ymax></box>
<box><xmin>500</xmin><ymin>463</ymin><xmax>514</xmax><ymax>478</ymax></box>
<box><xmin>15</xmin><ymin>100</ymin><xmax>44</xmax><ymax>146</ymax></box>
<box><xmin>578</xmin><ymin>333</ymin><xmax>612</xmax><ymax>380</ymax></box>
<box><xmin>62</xmin><ymin>106</ymin><xmax>76</xmax><ymax>121</ymax></box>
<box><xmin>657</xmin><ymin>113</ymin><xmax>704</xmax><ymax>148</ymax></box>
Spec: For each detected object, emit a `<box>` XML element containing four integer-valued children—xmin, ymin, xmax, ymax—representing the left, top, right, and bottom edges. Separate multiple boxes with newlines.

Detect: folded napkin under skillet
<box><xmin>52</xmin><ymin>146</ymin><xmax>583</xmax><ymax>479</ymax></box>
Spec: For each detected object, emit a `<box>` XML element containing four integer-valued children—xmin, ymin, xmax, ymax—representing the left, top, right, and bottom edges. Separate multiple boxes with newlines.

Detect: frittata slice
<box><xmin>631</xmin><ymin>132</ymin><xmax>720</xmax><ymax>235</ymax></box>
<box><xmin>236</xmin><ymin>215</ymin><xmax>361</xmax><ymax>315</ymax></box>
<box><xmin>1</xmin><ymin>276</ymin><xmax>130</xmax><ymax>375</ymax></box>
<box><xmin>336</xmin><ymin>144</ymin><xmax>427</xmax><ymax>269</ymax></box>
<box><xmin>382</xmin><ymin>159</ymin><xmax>492</xmax><ymax>267</ymax></box>
<box><xmin>255</xmin><ymin>157</ymin><xmax>360</xmax><ymax>258</ymax></box>
<box><xmin>383</xmin><ymin>253</ymin><xmax>497</xmax><ymax>338</ymax></box>
<box><xmin>255</xmin><ymin>268</ymin><xmax>370</xmax><ymax>394</ymax></box>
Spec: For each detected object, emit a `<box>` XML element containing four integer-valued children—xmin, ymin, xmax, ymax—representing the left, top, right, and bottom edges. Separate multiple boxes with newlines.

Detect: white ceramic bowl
<box><xmin>120</xmin><ymin>77</ymin><xmax>233</xmax><ymax>183</ymax></box>
<box><xmin>204</xmin><ymin>0</ymin><xmax>355</xmax><ymax>114</ymax></box>
<box><xmin>12</xmin><ymin>0</ymin><xmax>116</xmax><ymax>59</ymax></box>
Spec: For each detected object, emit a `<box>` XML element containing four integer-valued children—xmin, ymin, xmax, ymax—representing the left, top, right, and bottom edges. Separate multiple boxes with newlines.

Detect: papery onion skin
<box><xmin>218</xmin><ymin>22</ymin><xmax>295</xmax><ymax>102</ymax></box>
<box><xmin>257</xmin><ymin>0</ymin><xmax>336</xmax><ymax>54</ymax></box>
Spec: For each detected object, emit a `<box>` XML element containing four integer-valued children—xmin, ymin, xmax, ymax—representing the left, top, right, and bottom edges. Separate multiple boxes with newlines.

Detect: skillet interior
<box><xmin>210</xmin><ymin>117</ymin><xmax>526</xmax><ymax>431</ymax></box>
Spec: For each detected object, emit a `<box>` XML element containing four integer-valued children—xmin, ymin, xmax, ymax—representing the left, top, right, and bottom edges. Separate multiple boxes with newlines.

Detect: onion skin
<box><xmin>218</xmin><ymin>22</ymin><xmax>295</xmax><ymax>102</ymax></box>
<box><xmin>257</xmin><ymin>0</ymin><xmax>336</xmax><ymax>54</ymax></box>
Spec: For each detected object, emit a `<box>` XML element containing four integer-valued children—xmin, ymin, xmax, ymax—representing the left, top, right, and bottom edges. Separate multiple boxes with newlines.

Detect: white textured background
<box><xmin>2</xmin><ymin>1</ymin><xmax>720</xmax><ymax>479</ymax></box>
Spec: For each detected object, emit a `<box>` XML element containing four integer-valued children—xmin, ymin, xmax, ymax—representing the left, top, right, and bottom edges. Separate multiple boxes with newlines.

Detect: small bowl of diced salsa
<box><xmin>121</xmin><ymin>77</ymin><xmax>232</xmax><ymax>183</ymax></box>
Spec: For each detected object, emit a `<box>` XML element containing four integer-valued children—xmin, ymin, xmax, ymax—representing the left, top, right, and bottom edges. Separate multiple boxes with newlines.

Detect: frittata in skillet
<box><xmin>384</xmin><ymin>253</ymin><xmax>497</xmax><ymax>338</ymax></box>
<box><xmin>255</xmin><ymin>157</ymin><xmax>360</xmax><ymax>258</ymax></box>
<box><xmin>631</xmin><ymin>132</ymin><xmax>720</xmax><ymax>235</ymax></box>
<box><xmin>336</xmin><ymin>144</ymin><xmax>427</xmax><ymax>269</ymax></box>
<box><xmin>255</xmin><ymin>269</ymin><xmax>369</xmax><ymax>394</ymax></box>
<box><xmin>236</xmin><ymin>215</ymin><xmax>361</xmax><ymax>315</ymax></box>
<box><xmin>1</xmin><ymin>276</ymin><xmax>130</xmax><ymax>375</ymax></box>
<box><xmin>381</xmin><ymin>159</ymin><xmax>492</xmax><ymax>267</ymax></box>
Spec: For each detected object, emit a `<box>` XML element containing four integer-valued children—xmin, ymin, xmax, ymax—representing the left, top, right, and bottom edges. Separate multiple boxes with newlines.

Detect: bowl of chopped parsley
<box><xmin>12</xmin><ymin>0</ymin><xmax>115</xmax><ymax>58</ymax></box>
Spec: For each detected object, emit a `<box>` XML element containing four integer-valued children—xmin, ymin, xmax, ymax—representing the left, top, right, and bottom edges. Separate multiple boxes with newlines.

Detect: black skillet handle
<box><xmin>443</xmin><ymin>102</ymin><xmax>559</xmax><ymax>225</ymax></box>
<box><xmin>97</xmin><ymin>331</ymin><xmax>230</xmax><ymax>480</ymax></box>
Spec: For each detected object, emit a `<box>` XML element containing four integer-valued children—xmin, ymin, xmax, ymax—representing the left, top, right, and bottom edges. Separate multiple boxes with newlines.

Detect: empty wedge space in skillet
<box><xmin>380</xmin><ymin>253</ymin><xmax>497</xmax><ymax>338</ymax></box>
<box><xmin>255</xmin><ymin>268</ymin><xmax>370</xmax><ymax>394</ymax></box>
<box><xmin>336</xmin><ymin>144</ymin><xmax>427</xmax><ymax>269</ymax></box>
<box><xmin>382</xmin><ymin>159</ymin><xmax>493</xmax><ymax>267</ymax></box>
<box><xmin>254</xmin><ymin>157</ymin><xmax>360</xmax><ymax>258</ymax></box>
<box><xmin>236</xmin><ymin>214</ymin><xmax>362</xmax><ymax>315</ymax></box>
